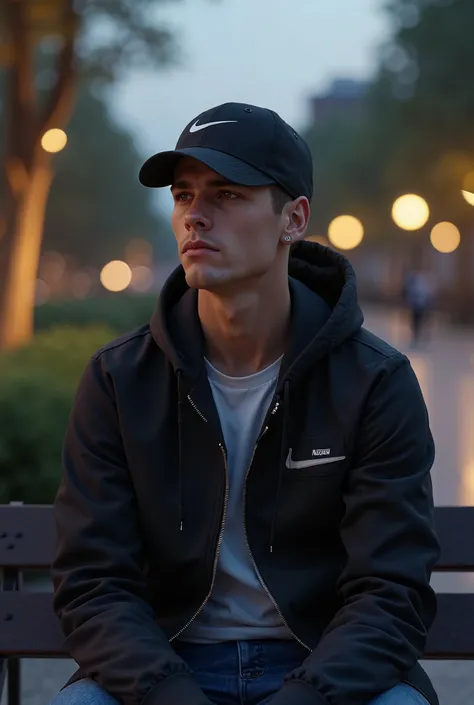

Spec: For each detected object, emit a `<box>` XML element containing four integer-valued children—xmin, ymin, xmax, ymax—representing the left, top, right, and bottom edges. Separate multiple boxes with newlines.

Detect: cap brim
<box><xmin>138</xmin><ymin>147</ymin><xmax>276</xmax><ymax>188</ymax></box>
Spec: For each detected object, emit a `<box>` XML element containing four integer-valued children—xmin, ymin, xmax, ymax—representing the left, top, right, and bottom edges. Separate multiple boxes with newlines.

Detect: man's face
<box><xmin>171</xmin><ymin>158</ymin><xmax>289</xmax><ymax>292</ymax></box>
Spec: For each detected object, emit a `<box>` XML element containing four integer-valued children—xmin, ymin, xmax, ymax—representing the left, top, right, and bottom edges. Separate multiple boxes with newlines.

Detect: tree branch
<box><xmin>39</xmin><ymin>0</ymin><xmax>80</xmax><ymax>137</ymax></box>
<box><xmin>5</xmin><ymin>0</ymin><xmax>37</xmax><ymax>165</ymax></box>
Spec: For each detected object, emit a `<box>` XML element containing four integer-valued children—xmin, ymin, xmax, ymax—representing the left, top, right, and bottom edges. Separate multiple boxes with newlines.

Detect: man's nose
<box><xmin>184</xmin><ymin>200</ymin><xmax>212</xmax><ymax>231</ymax></box>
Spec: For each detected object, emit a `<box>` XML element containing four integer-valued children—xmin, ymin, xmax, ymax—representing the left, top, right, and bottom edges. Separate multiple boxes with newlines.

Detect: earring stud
<box><xmin>284</xmin><ymin>235</ymin><xmax>292</xmax><ymax>242</ymax></box>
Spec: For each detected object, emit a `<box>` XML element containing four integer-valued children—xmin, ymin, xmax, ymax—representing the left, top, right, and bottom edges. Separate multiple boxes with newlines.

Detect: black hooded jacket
<box><xmin>52</xmin><ymin>241</ymin><xmax>440</xmax><ymax>705</ymax></box>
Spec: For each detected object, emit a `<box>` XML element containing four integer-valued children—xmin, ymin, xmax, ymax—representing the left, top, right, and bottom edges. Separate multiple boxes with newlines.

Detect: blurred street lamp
<box><xmin>41</xmin><ymin>128</ymin><xmax>68</xmax><ymax>153</ymax></box>
<box><xmin>328</xmin><ymin>216</ymin><xmax>364</xmax><ymax>251</ymax></box>
<box><xmin>461</xmin><ymin>171</ymin><xmax>474</xmax><ymax>206</ymax></box>
<box><xmin>391</xmin><ymin>194</ymin><xmax>430</xmax><ymax>231</ymax></box>
<box><xmin>430</xmin><ymin>222</ymin><xmax>461</xmax><ymax>254</ymax></box>
<box><xmin>392</xmin><ymin>194</ymin><xmax>430</xmax><ymax>271</ymax></box>
<box><xmin>100</xmin><ymin>260</ymin><xmax>132</xmax><ymax>292</ymax></box>
<box><xmin>462</xmin><ymin>190</ymin><xmax>474</xmax><ymax>206</ymax></box>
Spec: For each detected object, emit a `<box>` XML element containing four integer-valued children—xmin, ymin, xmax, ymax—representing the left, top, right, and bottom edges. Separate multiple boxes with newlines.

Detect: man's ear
<box><xmin>280</xmin><ymin>197</ymin><xmax>311</xmax><ymax>245</ymax></box>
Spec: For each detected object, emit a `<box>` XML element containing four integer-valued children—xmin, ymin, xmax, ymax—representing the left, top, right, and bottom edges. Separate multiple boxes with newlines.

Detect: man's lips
<box><xmin>182</xmin><ymin>240</ymin><xmax>219</xmax><ymax>255</ymax></box>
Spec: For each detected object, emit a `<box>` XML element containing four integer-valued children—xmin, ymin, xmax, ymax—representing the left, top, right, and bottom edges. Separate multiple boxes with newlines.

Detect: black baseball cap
<box><xmin>139</xmin><ymin>102</ymin><xmax>313</xmax><ymax>201</ymax></box>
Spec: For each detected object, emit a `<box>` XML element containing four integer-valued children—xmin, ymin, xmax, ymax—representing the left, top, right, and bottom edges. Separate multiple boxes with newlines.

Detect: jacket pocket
<box><xmin>288</xmin><ymin>457</ymin><xmax>348</xmax><ymax>479</ymax></box>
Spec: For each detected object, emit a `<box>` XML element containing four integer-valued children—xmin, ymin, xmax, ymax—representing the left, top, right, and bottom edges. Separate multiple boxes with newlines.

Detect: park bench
<box><xmin>1</xmin><ymin>503</ymin><xmax>474</xmax><ymax>705</ymax></box>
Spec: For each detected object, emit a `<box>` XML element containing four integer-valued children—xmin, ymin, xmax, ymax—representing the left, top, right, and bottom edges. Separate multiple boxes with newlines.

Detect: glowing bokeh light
<box><xmin>100</xmin><ymin>260</ymin><xmax>132</xmax><ymax>292</ymax></box>
<box><xmin>430</xmin><ymin>222</ymin><xmax>461</xmax><ymax>254</ymax></box>
<box><xmin>328</xmin><ymin>216</ymin><xmax>364</xmax><ymax>250</ymax></box>
<box><xmin>392</xmin><ymin>194</ymin><xmax>429</xmax><ymax>231</ymax></box>
<box><xmin>41</xmin><ymin>128</ymin><xmax>68</xmax><ymax>153</ymax></box>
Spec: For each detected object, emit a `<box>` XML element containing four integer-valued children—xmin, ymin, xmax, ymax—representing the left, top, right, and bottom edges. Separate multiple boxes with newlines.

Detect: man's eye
<box><xmin>175</xmin><ymin>192</ymin><xmax>191</xmax><ymax>202</ymax></box>
<box><xmin>219</xmin><ymin>190</ymin><xmax>238</xmax><ymax>199</ymax></box>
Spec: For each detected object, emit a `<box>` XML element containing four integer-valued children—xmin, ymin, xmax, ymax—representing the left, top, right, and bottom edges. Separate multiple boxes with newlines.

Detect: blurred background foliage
<box><xmin>0</xmin><ymin>325</ymin><xmax>115</xmax><ymax>502</ymax></box>
<box><xmin>42</xmin><ymin>84</ymin><xmax>176</xmax><ymax>267</ymax></box>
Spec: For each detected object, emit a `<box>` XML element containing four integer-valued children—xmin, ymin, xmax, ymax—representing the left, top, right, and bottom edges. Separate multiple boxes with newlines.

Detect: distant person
<box><xmin>50</xmin><ymin>103</ymin><xmax>439</xmax><ymax>705</ymax></box>
<box><xmin>404</xmin><ymin>270</ymin><xmax>435</xmax><ymax>347</ymax></box>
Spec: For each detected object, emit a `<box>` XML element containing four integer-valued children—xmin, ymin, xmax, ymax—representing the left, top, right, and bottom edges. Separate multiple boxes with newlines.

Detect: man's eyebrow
<box><xmin>171</xmin><ymin>178</ymin><xmax>241</xmax><ymax>190</ymax></box>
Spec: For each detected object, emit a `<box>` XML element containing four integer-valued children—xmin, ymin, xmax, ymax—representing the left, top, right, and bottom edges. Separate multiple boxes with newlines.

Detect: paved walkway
<box><xmin>3</xmin><ymin>305</ymin><xmax>474</xmax><ymax>705</ymax></box>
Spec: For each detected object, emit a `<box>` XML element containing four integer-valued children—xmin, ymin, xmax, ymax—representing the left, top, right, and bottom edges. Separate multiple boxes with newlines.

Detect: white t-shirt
<box><xmin>181</xmin><ymin>355</ymin><xmax>293</xmax><ymax>643</ymax></box>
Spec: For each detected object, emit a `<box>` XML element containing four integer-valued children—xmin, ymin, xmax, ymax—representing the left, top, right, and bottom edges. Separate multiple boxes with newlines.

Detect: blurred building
<box><xmin>308</xmin><ymin>78</ymin><xmax>369</xmax><ymax>125</ymax></box>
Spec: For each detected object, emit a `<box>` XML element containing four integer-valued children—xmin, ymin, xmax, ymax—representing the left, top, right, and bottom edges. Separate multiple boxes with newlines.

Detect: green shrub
<box><xmin>0</xmin><ymin>326</ymin><xmax>116</xmax><ymax>503</ymax></box>
<box><xmin>34</xmin><ymin>293</ymin><xmax>156</xmax><ymax>334</ymax></box>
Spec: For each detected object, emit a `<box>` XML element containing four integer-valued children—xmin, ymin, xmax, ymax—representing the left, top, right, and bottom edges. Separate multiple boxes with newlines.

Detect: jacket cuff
<box><xmin>142</xmin><ymin>673</ymin><xmax>213</xmax><ymax>705</ymax></box>
<box><xmin>268</xmin><ymin>680</ymin><xmax>328</xmax><ymax>705</ymax></box>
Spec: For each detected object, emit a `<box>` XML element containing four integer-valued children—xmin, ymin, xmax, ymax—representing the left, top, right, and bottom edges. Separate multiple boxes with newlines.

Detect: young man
<box><xmin>51</xmin><ymin>103</ymin><xmax>440</xmax><ymax>705</ymax></box>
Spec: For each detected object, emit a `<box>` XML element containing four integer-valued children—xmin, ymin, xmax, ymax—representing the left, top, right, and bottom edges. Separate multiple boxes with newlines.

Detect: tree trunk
<box><xmin>0</xmin><ymin>153</ymin><xmax>53</xmax><ymax>348</ymax></box>
<box><xmin>0</xmin><ymin>0</ymin><xmax>78</xmax><ymax>350</ymax></box>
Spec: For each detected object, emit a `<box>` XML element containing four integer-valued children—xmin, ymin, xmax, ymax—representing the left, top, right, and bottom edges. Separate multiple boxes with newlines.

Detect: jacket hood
<box><xmin>150</xmin><ymin>240</ymin><xmax>364</xmax><ymax>389</ymax></box>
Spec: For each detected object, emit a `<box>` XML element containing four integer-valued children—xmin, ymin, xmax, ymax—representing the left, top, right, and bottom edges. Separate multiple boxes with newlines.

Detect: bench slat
<box><xmin>2</xmin><ymin>505</ymin><xmax>474</xmax><ymax>571</ymax></box>
<box><xmin>0</xmin><ymin>505</ymin><xmax>56</xmax><ymax>568</ymax></box>
<box><xmin>1</xmin><ymin>590</ymin><xmax>473</xmax><ymax>659</ymax></box>
<box><xmin>424</xmin><ymin>594</ymin><xmax>474</xmax><ymax>658</ymax></box>
<box><xmin>0</xmin><ymin>593</ymin><xmax>65</xmax><ymax>656</ymax></box>
<box><xmin>434</xmin><ymin>507</ymin><xmax>474</xmax><ymax>571</ymax></box>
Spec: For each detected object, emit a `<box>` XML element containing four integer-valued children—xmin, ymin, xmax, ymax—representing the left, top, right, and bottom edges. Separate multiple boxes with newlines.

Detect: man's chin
<box><xmin>184</xmin><ymin>264</ymin><xmax>232</xmax><ymax>292</ymax></box>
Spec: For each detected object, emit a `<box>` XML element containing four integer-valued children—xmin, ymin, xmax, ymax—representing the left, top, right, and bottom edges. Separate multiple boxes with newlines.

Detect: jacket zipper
<box><xmin>187</xmin><ymin>394</ymin><xmax>208</xmax><ymax>423</ymax></box>
<box><xmin>243</xmin><ymin>403</ymin><xmax>311</xmax><ymax>652</ymax></box>
<box><xmin>170</xmin><ymin>397</ymin><xmax>229</xmax><ymax>641</ymax></box>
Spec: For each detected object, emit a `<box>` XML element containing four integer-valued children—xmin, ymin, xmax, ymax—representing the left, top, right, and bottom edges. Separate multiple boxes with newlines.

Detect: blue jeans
<box><xmin>50</xmin><ymin>640</ymin><xmax>430</xmax><ymax>705</ymax></box>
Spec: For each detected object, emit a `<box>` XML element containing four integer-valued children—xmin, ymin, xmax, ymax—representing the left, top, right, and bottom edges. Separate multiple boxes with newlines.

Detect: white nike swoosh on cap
<box><xmin>285</xmin><ymin>449</ymin><xmax>346</xmax><ymax>470</ymax></box>
<box><xmin>189</xmin><ymin>119</ymin><xmax>238</xmax><ymax>133</ymax></box>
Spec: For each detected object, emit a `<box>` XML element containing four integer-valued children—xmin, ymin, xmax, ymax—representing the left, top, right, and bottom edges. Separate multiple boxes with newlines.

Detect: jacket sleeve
<box><xmin>270</xmin><ymin>355</ymin><xmax>440</xmax><ymax>705</ymax></box>
<box><xmin>52</xmin><ymin>355</ymin><xmax>212</xmax><ymax>705</ymax></box>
